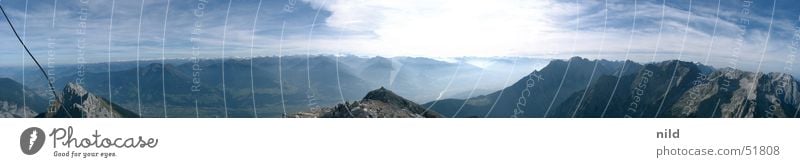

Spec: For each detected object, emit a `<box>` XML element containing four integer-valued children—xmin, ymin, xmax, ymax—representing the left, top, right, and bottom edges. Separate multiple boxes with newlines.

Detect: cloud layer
<box><xmin>0</xmin><ymin>0</ymin><xmax>797</xmax><ymax>74</ymax></box>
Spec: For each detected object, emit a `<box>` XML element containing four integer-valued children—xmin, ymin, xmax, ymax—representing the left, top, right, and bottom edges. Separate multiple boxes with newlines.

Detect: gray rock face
<box><xmin>293</xmin><ymin>87</ymin><xmax>444</xmax><ymax>118</ymax></box>
<box><xmin>424</xmin><ymin>57</ymin><xmax>799</xmax><ymax>118</ymax></box>
<box><xmin>554</xmin><ymin>60</ymin><xmax>799</xmax><ymax>118</ymax></box>
<box><xmin>424</xmin><ymin>57</ymin><xmax>640</xmax><ymax>118</ymax></box>
<box><xmin>37</xmin><ymin>83</ymin><xmax>139</xmax><ymax>118</ymax></box>
<box><xmin>0</xmin><ymin>101</ymin><xmax>37</xmax><ymax>118</ymax></box>
<box><xmin>555</xmin><ymin>60</ymin><xmax>703</xmax><ymax>118</ymax></box>
<box><xmin>670</xmin><ymin>69</ymin><xmax>800</xmax><ymax>118</ymax></box>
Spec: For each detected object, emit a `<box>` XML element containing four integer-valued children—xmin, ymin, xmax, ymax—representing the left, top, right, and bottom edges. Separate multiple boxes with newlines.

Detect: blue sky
<box><xmin>0</xmin><ymin>0</ymin><xmax>798</xmax><ymax>73</ymax></box>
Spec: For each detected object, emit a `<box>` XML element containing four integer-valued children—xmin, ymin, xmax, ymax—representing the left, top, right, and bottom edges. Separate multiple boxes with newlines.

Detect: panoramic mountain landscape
<box><xmin>0</xmin><ymin>55</ymin><xmax>547</xmax><ymax>118</ymax></box>
<box><xmin>0</xmin><ymin>0</ymin><xmax>798</xmax><ymax>118</ymax></box>
<box><xmin>1</xmin><ymin>56</ymin><xmax>796</xmax><ymax>118</ymax></box>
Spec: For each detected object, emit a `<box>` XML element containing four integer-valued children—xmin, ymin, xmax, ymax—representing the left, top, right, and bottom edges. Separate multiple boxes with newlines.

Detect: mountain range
<box><xmin>424</xmin><ymin>57</ymin><xmax>799</xmax><ymax>118</ymax></box>
<box><xmin>36</xmin><ymin>82</ymin><xmax>139</xmax><ymax>118</ymax></box>
<box><xmin>0</xmin><ymin>78</ymin><xmax>47</xmax><ymax>118</ymax></box>
<box><xmin>0</xmin><ymin>55</ymin><xmax>546</xmax><ymax>117</ymax></box>
<box><xmin>0</xmin><ymin>56</ymin><xmax>797</xmax><ymax>118</ymax></box>
<box><xmin>0</xmin><ymin>78</ymin><xmax>138</xmax><ymax>118</ymax></box>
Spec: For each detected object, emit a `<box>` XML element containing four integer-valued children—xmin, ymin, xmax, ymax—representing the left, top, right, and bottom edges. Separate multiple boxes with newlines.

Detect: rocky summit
<box><xmin>37</xmin><ymin>83</ymin><xmax>139</xmax><ymax>118</ymax></box>
<box><xmin>293</xmin><ymin>87</ymin><xmax>444</xmax><ymax>118</ymax></box>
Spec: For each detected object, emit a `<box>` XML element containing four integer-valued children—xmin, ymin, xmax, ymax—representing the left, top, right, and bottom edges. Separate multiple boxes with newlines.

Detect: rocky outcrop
<box><xmin>37</xmin><ymin>83</ymin><xmax>139</xmax><ymax>118</ymax></box>
<box><xmin>293</xmin><ymin>87</ymin><xmax>444</xmax><ymax>118</ymax></box>
<box><xmin>553</xmin><ymin>60</ymin><xmax>799</xmax><ymax>118</ymax></box>
<box><xmin>669</xmin><ymin>69</ymin><xmax>800</xmax><ymax>118</ymax></box>
<box><xmin>0</xmin><ymin>101</ymin><xmax>38</xmax><ymax>118</ymax></box>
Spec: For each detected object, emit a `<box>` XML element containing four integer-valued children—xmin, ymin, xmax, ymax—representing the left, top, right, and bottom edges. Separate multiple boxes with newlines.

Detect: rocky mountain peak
<box><xmin>293</xmin><ymin>87</ymin><xmax>444</xmax><ymax>118</ymax></box>
<box><xmin>37</xmin><ymin>82</ymin><xmax>139</xmax><ymax>118</ymax></box>
<box><xmin>64</xmin><ymin>82</ymin><xmax>89</xmax><ymax>97</ymax></box>
<box><xmin>363</xmin><ymin>86</ymin><xmax>403</xmax><ymax>102</ymax></box>
<box><xmin>569</xmin><ymin>56</ymin><xmax>588</xmax><ymax>62</ymax></box>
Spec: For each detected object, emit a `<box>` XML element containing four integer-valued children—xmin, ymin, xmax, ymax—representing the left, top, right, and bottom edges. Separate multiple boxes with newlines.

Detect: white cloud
<box><xmin>0</xmin><ymin>0</ymin><xmax>794</xmax><ymax>74</ymax></box>
<box><xmin>295</xmin><ymin>0</ymin><xmax>797</xmax><ymax>73</ymax></box>
<box><xmin>301</xmin><ymin>0</ymin><xmax>563</xmax><ymax>57</ymax></box>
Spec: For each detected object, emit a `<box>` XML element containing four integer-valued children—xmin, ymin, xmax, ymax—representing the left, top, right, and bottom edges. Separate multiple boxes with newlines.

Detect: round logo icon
<box><xmin>20</xmin><ymin>127</ymin><xmax>45</xmax><ymax>155</ymax></box>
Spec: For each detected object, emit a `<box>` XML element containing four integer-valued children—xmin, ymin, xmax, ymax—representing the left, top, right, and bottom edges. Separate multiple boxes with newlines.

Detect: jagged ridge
<box><xmin>37</xmin><ymin>82</ymin><xmax>139</xmax><ymax>118</ymax></box>
<box><xmin>293</xmin><ymin>87</ymin><xmax>444</xmax><ymax>118</ymax></box>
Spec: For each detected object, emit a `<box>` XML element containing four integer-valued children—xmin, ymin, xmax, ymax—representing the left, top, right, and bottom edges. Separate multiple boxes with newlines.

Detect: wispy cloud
<box><xmin>0</xmin><ymin>0</ymin><xmax>797</xmax><ymax>74</ymax></box>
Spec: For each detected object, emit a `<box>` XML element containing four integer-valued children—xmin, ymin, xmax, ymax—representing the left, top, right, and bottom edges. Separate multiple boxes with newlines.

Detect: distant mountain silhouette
<box><xmin>28</xmin><ymin>55</ymin><xmax>543</xmax><ymax>117</ymax></box>
<box><xmin>53</xmin><ymin>63</ymin><xmax>215</xmax><ymax>117</ymax></box>
<box><xmin>424</xmin><ymin>57</ymin><xmax>641</xmax><ymax>118</ymax></box>
<box><xmin>4</xmin><ymin>55</ymin><xmax>795</xmax><ymax>118</ymax></box>
<box><xmin>426</xmin><ymin>57</ymin><xmax>800</xmax><ymax>118</ymax></box>
<box><xmin>554</xmin><ymin>60</ymin><xmax>705</xmax><ymax>118</ymax></box>
<box><xmin>0</xmin><ymin>78</ymin><xmax>48</xmax><ymax>118</ymax></box>
<box><xmin>555</xmin><ymin>60</ymin><xmax>800</xmax><ymax>118</ymax></box>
